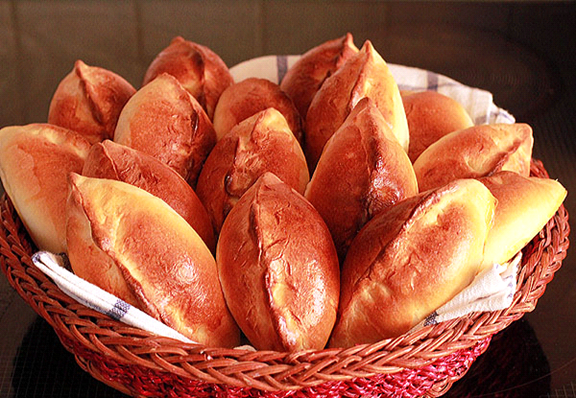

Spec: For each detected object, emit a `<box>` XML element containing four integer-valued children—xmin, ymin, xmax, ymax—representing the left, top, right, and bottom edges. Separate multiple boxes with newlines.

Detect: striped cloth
<box><xmin>31</xmin><ymin>251</ymin><xmax>194</xmax><ymax>343</ymax></box>
<box><xmin>229</xmin><ymin>54</ymin><xmax>516</xmax><ymax>126</ymax></box>
<box><xmin>29</xmin><ymin>59</ymin><xmax>518</xmax><ymax>343</ymax></box>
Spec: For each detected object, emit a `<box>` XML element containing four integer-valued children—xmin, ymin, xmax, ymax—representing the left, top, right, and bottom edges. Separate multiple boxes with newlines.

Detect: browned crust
<box><xmin>48</xmin><ymin>60</ymin><xmax>135</xmax><ymax>144</ymax></box>
<box><xmin>196</xmin><ymin>108</ymin><xmax>308</xmax><ymax>233</ymax></box>
<box><xmin>280</xmin><ymin>32</ymin><xmax>359</xmax><ymax>119</ymax></box>
<box><xmin>413</xmin><ymin>123</ymin><xmax>534</xmax><ymax>192</ymax></box>
<box><xmin>83</xmin><ymin>140</ymin><xmax>216</xmax><ymax>251</ymax></box>
<box><xmin>305</xmin><ymin>40</ymin><xmax>407</xmax><ymax>171</ymax></box>
<box><xmin>212</xmin><ymin>77</ymin><xmax>303</xmax><ymax>144</ymax></box>
<box><xmin>143</xmin><ymin>36</ymin><xmax>233</xmax><ymax>119</ymax></box>
<box><xmin>401</xmin><ymin>90</ymin><xmax>474</xmax><ymax>162</ymax></box>
<box><xmin>217</xmin><ymin>173</ymin><xmax>339</xmax><ymax>351</ymax></box>
<box><xmin>305</xmin><ymin>98</ymin><xmax>417</xmax><ymax>260</ymax></box>
<box><xmin>330</xmin><ymin>179</ymin><xmax>495</xmax><ymax>347</ymax></box>
<box><xmin>114</xmin><ymin>73</ymin><xmax>217</xmax><ymax>187</ymax></box>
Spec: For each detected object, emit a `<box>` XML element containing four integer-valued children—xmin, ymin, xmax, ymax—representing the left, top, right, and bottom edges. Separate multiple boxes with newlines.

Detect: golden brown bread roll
<box><xmin>143</xmin><ymin>36</ymin><xmax>233</xmax><ymax>120</ymax></box>
<box><xmin>82</xmin><ymin>140</ymin><xmax>215</xmax><ymax>251</ymax></box>
<box><xmin>48</xmin><ymin>60</ymin><xmax>136</xmax><ymax>144</ymax></box>
<box><xmin>196</xmin><ymin>108</ymin><xmax>309</xmax><ymax>233</ymax></box>
<box><xmin>401</xmin><ymin>90</ymin><xmax>474</xmax><ymax>162</ymax></box>
<box><xmin>305</xmin><ymin>40</ymin><xmax>409</xmax><ymax>170</ymax></box>
<box><xmin>216</xmin><ymin>173</ymin><xmax>339</xmax><ymax>351</ymax></box>
<box><xmin>280</xmin><ymin>33</ymin><xmax>359</xmax><ymax>119</ymax></box>
<box><xmin>66</xmin><ymin>173</ymin><xmax>240</xmax><ymax>347</ymax></box>
<box><xmin>305</xmin><ymin>98</ymin><xmax>418</xmax><ymax>260</ymax></box>
<box><xmin>0</xmin><ymin>123</ymin><xmax>91</xmax><ymax>253</ymax></box>
<box><xmin>212</xmin><ymin>77</ymin><xmax>303</xmax><ymax>143</ymax></box>
<box><xmin>113</xmin><ymin>73</ymin><xmax>216</xmax><ymax>187</ymax></box>
<box><xmin>413</xmin><ymin>123</ymin><xmax>533</xmax><ymax>192</ymax></box>
<box><xmin>329</xmin><ymin>179</ymin><xmax>496</xmax><ymax>347</ymax></box>
<box><xmin>478</xmin><ymin>171</ymin><xmax>567</xmax><ymax>268</ymax></box>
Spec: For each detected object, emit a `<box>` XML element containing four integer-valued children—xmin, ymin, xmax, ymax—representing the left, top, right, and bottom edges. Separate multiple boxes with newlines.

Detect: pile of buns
<box><xmin>0</xmin><ymin>34</ymin><xmax>567</xmax><ymax>351</ymax></box>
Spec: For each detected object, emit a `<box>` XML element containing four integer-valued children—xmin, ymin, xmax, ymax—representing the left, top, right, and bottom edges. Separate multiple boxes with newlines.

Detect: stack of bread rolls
<box><xmin>0</xmin><ymin>33</ymin><xmax>567</xmax><ymax>350</ymax></box>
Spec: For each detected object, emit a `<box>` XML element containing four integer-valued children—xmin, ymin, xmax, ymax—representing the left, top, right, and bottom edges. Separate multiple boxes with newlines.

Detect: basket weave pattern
<box><xmin>0</xmin><ymin>159</ymin><xmax>570</xmax><ymax>397</ymax></box>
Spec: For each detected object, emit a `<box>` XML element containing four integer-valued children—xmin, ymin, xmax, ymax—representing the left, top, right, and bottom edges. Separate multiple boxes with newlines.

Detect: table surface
<box><xmin>0</xmin><ymin>1</ymin><xmax>574</xmax><ymax>397</ymax></box>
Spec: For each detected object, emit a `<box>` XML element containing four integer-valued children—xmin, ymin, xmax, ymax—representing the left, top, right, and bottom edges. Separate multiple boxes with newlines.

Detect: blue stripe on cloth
<box><xmin>423</xmin><ymin>310</ymin><xmax>439</xmax><ymax>326</ymax></box>
<box><xmin>106</xmin><ymin>299</ymin><xmax>131</xmax><ymax>320</ymax></box>
<box><xmin>474</xmin><ymin>114</ymin><xmax>489</xmax><ymax>125</ymax></box>
<box><xmin>427</xmin><ymin>70</ymin><xmax>439</xmax><ymax>91</ymax></box>
<box><xmin>276</xmin><ymin>55</ymin><xmax>288</xmax><ymax>84</ymax></box>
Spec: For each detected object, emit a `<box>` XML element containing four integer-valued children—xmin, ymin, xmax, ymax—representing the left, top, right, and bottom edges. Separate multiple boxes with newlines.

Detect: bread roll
<box><xmin>0</xmin><ymin>124</ymin><xmax>91</xmax><ymax>253</ymax></box>
<box><xmin>83</xmin><ymin>140</ymin><xmax>215</xmax><ymax>251</ymax></box>
<box><xmin>143</xmin><ymin>36</ymin><xmax>233</xmax><ymax>119</ymax></box>
<box><xmin>305</xmin><ymin>40</ymin><xmax>409</xmax><ymax>170</ymax></box>
<box><xmin>329</xmin><ymin>179</ymin><xmax>496</xmax><ymax>346</ymax></box>
<box><xmin>217</xmin><ymin>173</ymin><xmax>339</xmax><ymax>351</ymax></box>
<box><xmin>479</xmin><ymin>171</ymin><xmax>567</xmax><ymax>268</ymax></box>
<box><xmin>48</xmin><ymin>60</ymin><xmax>136</xmax><ymax>144</ymax></box>
<box><xmin>413</xmin><ymin>123</ymin><xmax>533</xmax><ymax>192</ymax></box>
<box><xmin>65</xmin><ymin>174</ymin><xmax>141</xmax><ymax>308</ymax></box>
<box><xmin>114</xmin><ymin>73</ymin><xmax>216</xmax><ymax>187</ymax></box>
<box><xmin>401</xmin><ymin>91</ymin><xmax>474</xmax><ymax>162</ymax></box>
<box><xmin>66</xmin><ymin>173</ymin><xmax>240</xmax><ymax>347</ymax></box>
<box><xmin>212</xmin><ymin>77</ymin><xmax>302</xmax><ymax>143</ymax></box>
<box><xmin>280</xmin><ymin>33</ymin><xmax>359</xmax><ymax>119</ymax></box>
<box><xmin>305</xmin><ymin>98</ymin><xmax>418</xmax><ymax>260</ymax></box>
<box><xmin>196</xmin><ymin>108</ymin><xmax>309</xmax><ymax>233</ymax></box>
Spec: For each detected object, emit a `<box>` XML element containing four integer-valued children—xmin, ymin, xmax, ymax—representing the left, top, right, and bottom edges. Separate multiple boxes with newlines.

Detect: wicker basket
<box><xmin>0</xmin><ymin>159</ymin><xmax>570</xmax><ymax>398</ymax></box>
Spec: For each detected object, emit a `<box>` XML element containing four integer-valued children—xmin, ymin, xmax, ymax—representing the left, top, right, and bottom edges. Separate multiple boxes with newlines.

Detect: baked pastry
<box><xmin>113</xmin><ymin>73</ymin><xmax>216</xmax><ymax>187</ymax></box>
<box><xmin>280</xmin><ymin>33</ymin><xmax>359</xmax><ymax>119</ymax></box>
<box><xmin>479</xmin><ymin>171</ymin><xmax>567</xmax><ymax>268</ymax></box>
<box><xmin>48</xmin><ymin>60</ymin><xmax>136</xmax><ymax>144</ymax></box>
<box><xmin>329</xmin><ymin>178</ymin><xmax>496</xmax><ymax>346</ymax></box>
<box><xmin>212</xmin><ymin>77</ymin><xmax>302</xmax><ymax>143</ymax></box>
<box><xmin>143</xmin><ymin>36</ymin><xmax>234</xmax><ymax>120</ymax></box>
<box><xmin>413</xmin><ymin>123</ymin><xmax>533</xmax><ymax>192</ymax></box>
<box><xmin>216</xmin><ymin>173</ymin><xmax>340</xmax><ymax>351</ymax></box>
<box><xmin>305</xmin><ymin>40</ymin><xmax>409</xmax><ymax>170</ymax></box>
<box><xmin>196</xmin><ymin>108</ymin><xmax>309</xmax><ymax>233</ymax></box>
<box><xmin>66</xmin><ymin>173</ymin><xmax>240</xmax><ymax>347</ymax></box>
<box><xmin>0</xmin><ymin>123</ymin><xmax>91</xmax><ymax>253</ymax></box>
<box><xmin>305</xmin><ymin>98</ymin><xmax>418</xmax><ymax>260</ymax></box>
<box><xmin>401</xmin><ymin>90</ymin><xmax>474</xmax><ymax>162</ymax></box>
<box><xmin>83</xmin><ymin>140</ymin><xmax>215</xmax><ymax>251</ymax></box>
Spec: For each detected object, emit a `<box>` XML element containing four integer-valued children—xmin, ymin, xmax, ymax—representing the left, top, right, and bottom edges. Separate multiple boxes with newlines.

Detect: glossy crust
<box><xmin>401</xmin><ymin>91</ymin><xmax>474</xmax><ymax>162</ymax></box>
<box><xmin>0</xmin><ymin>123</ymin><xmax>91</xmax><ymax>253</ymax></box>
<box><xmin>280</xmin><ymin>33</ymin><xmax>359</xmax><ymax>119</ymax></box>
<box><xmin>66</xmin><ymin>173</ymin><xmax>240</xmax><ymax>347</ymax></box>
<box><xmin>143</xmin><ymin>36</ymin><xmax>233</xmax><ymax>119</ymax></box>
<box><xmin>305</xmin><ymin>40</ymin><xmax>409</xmax><ymax>170</ymax></box>
<box><xmin>478</xmin><ymin>171</ymin><xmax>567</xmax><ymax>268</ymax></box>
<box><xmin>329</xmin><ymin>179</ymin><xmax>496</xmax><ymax>347</ymax></box>
<box><xmin>48</xmin><ymin>60</ymin><xmax>136</xmax><ymax>144</ymax></box>
<box><xmin>113</xmin><ymin>73</ymin><xmax>216</xmax><ymax>187</ymax></box>
<box><xmin>305</xmin><ymin>98</ymin><xmax>418</xmax><ymax>261</ymax></box>
<box><xmin>83</xmin><ymin>140</ymin><xmax>215</xmax><ymax>251</ymax></box>
<box><xmin>196</xmin><ymin>108</ymin><xmax>309</xmax><ymax>233</ymax></box>
<box><xmin>212</xmin><ymin>77</ymin><xmax>303</xmax><ymax>143</ymax></box>
<box><xmin>216</xmin><ymin>173</ymin><xmax>340</xmax><ymax>351</ymax></box>
<box><xmin>413</xmin><ymin>123</ymin><xmax>534</xmax><ymax>192</ymax></box>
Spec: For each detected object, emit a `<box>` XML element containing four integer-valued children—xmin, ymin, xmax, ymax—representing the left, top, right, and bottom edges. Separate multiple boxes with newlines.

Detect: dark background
<box><xmin>0</xmin><ymin>1</ymin><xmax>574</xmax><ymax>397</ymax></box>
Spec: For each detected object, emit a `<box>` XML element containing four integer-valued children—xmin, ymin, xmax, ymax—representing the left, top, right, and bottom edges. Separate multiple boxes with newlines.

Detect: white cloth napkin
<box><xmin>31</xmin><ymin>249</ymin><xmax>519</xmax><ymax>343</ymax></box>
<box><xmin>28</xmin><ymin>58</ymin><xmax>519</xmax><ymax>343</ymax></box>
<box><xmin>31</xmin><ymin>251</ymin><xmax>194</xmax><ymax>343</ymax></box>
<box><xmin>409</xmin><ymin>252</ymin><xmax>520</xmax><ymax>332</ymax></box>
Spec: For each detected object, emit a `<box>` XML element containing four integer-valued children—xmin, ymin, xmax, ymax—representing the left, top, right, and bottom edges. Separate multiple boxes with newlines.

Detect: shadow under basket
<box><xmin>0</xmin><ymin>159</ymin><xmax>570</xmax><ymax>398</ymax></box>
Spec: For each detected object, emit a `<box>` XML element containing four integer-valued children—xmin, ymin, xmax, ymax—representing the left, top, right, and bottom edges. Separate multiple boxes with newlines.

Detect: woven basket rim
<box><xmin>0</xmin><ymin>158</ymin><xmax>570</xmax><ymax>396</ymax></box>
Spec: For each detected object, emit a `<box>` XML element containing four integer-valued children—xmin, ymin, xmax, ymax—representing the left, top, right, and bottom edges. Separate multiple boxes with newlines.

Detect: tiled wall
<box><xmin>0</xmin><ymin>1</ymin><xmax>573</xmax><ymax>128</ymax></box>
